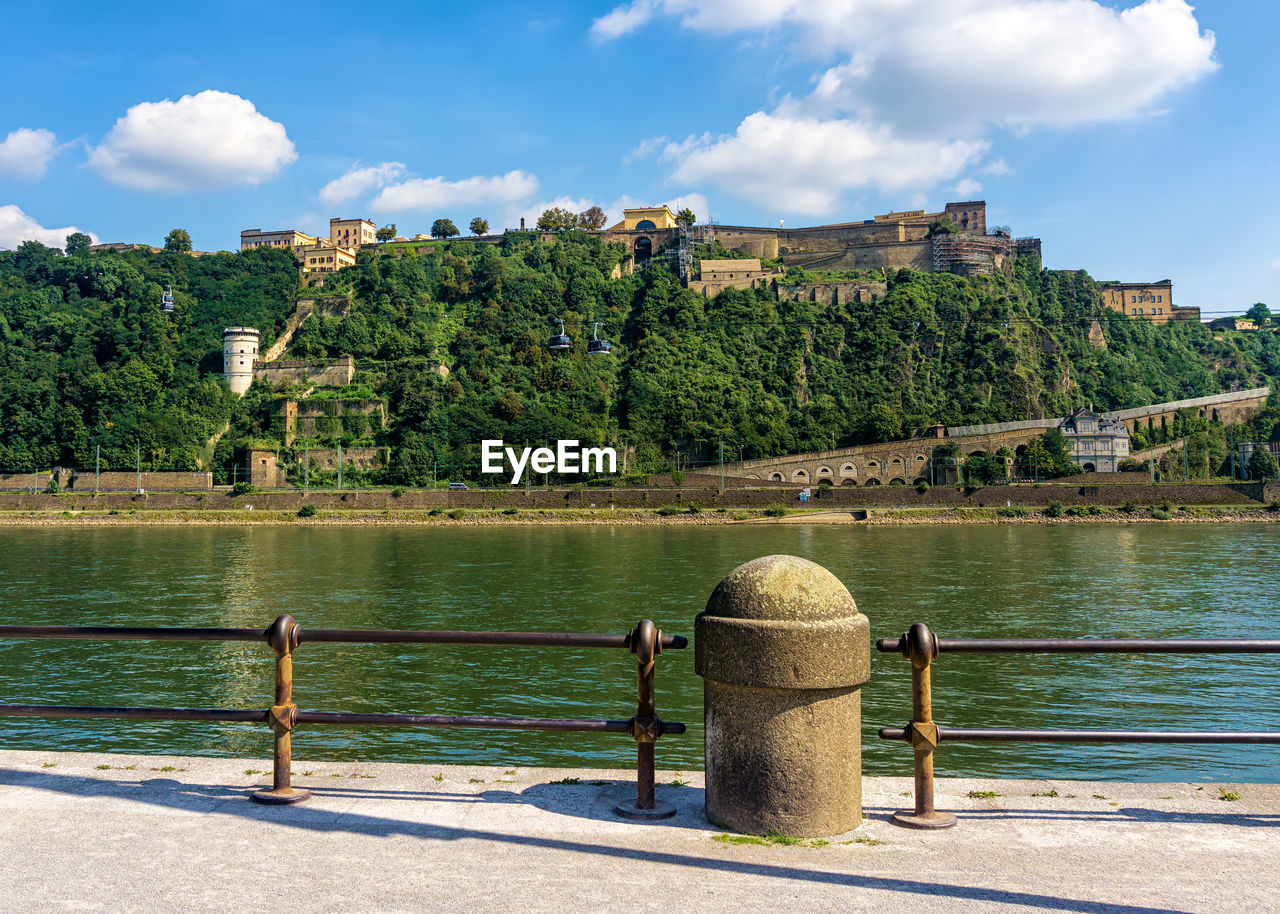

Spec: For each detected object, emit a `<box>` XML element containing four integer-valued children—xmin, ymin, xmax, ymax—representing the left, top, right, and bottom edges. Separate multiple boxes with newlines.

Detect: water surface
<box><xmin>1</xmin><ymin>524</ymin><xmax>1276</xmax><ymax>781</ymax></box>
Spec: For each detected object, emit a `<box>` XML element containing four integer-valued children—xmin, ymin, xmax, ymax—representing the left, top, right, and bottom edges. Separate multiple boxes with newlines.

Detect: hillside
<box><xmin>1</xmin><ymin>234</ymin><xmax>1277</xmax><ymax>482</ymax></box>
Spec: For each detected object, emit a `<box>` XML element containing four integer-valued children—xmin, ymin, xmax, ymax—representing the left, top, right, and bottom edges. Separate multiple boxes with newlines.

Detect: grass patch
<box><xmin>469</xmin><ymin>777</ymin><xmax>486</xmax><ymax>783</ymax></box>
<box><xmin>41</xmin><ymin>762</ymin><xmax>56</xmax><ymax>768</ymax></box>
<box><xmin>297</xmin><ymin>502</ymin><xmax>317</xmax><ymax>518</ymax></box>
<box><xmin>552</xmin><ymin>777</ymin><xmax>581</xmax><ymax>785</ymax></box>
<box><xmin>150</xmin><ymin>765</ymin><xmax>180</xmax><ymax>772</ymax></box>
<box><xmin>669</xmin><ymin>776</ymin><xmax>690</xmax><ymax>787</ymax></box>
<box><xmin>1092</xmin><ymin>794</ymin><xmax>1108</xmax><ymax>800</ymax></box>
<box><xmin>432</xmin><ymin>773</ymin><xmax>444</xmax><ymax>782</ymax></box>
<box><xmin>842</xmin><ymin>836</ymin><xmax>887</xmax><ymax>846</ymax></box>
<box><xmin>967</xmin><ymin>790</ymin><xmax>1000</xmax><ymax>799</ymax></box>
<box><xmin>763</xmin><ymin>504</ymin><xmax>789</xmax><ymax>517</ymax></box>
<box><xmin>1218</xmin><ymin>789</ymin><xmax>1241</xmax><ymax>802</ymax></box>
<box><xmin>712</xmin><ymin>830</ymin><xmax>828</xmax><ymax>848</ymax></box>
<box><xmin>244</xmin><ymin>769</ymin><xmax>265</xmax><ymax>775</ymax></box>
<box><xmin>1032</xmin><ymin>789</ymin><xmax>1060</xmax><ymax>797</ymax></box>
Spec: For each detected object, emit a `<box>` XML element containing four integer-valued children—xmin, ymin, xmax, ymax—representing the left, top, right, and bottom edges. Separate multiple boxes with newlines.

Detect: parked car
<box><xmin>447</xmin><ymin>482</ymin><xmax>468</xmax><ymax>490</ymax></box>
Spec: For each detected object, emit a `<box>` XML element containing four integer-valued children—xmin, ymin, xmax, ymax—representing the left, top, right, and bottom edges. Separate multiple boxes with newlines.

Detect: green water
<box><xmin>1</xmin><ymin>524</ymin><xmax>1277</xmax><ymax>781</ymax></box>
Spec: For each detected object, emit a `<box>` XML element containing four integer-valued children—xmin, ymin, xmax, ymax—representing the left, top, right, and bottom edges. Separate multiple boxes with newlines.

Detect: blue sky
<box><xmin>0</xmin><ymin>0</ymin><xmax>1275</xmax><ymax>314</ymax></box>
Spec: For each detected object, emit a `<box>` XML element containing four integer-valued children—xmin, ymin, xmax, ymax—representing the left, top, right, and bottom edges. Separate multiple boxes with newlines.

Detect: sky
<box><xmin>0</xmin><ymin>0</ymin><xmax>1275</xmax><ymax>315</ymax></box>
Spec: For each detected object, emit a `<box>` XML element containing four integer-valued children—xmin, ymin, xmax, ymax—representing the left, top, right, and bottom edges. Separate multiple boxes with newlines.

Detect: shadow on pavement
<box><xmin>1</xmin><ymin>766</ymin><xmax>1199</xmax><ymax>914</ymax></box>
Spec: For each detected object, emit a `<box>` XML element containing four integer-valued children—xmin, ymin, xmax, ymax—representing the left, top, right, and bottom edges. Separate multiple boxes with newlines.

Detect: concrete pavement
<box><xmin>0</xmin><ymin>750</ymin><xmax>1276</xmax><ymax>913</ymax></box>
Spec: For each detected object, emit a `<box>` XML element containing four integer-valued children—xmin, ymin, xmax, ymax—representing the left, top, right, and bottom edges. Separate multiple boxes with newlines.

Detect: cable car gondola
<box><xmin>587</xmin><ymin>322</ymin><xmax>611</xmax><ymax>355</ymax></box>
<box><xmin>547</xmin><ymin>318</ymin><xmax>571</xmax><ymax>351</ymax></box>
<box><xmin>161</xmin><ymin>284</ymin><xmax>175</xmax><ymax>313</ymax></box>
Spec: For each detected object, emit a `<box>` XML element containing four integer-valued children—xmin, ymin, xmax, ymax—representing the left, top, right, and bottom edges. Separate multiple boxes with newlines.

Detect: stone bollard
<box><xmin>696</xmin><ymin>555</ymin><xmax>869</xmax><ymax>837</ymax></box>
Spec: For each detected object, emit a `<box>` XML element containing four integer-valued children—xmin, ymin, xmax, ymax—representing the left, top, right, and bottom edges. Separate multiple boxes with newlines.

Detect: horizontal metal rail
<box><xmin>0</xmin><ymin>615</ymin><xmax>687</xmax><ymax>819</ymax></box>
<box><xmin>0</xmin><ymin>704</ymin><xmax>686</xmax><ymax>734</ymax></box>
<box><xmin>879</xmin><ymin>727</ymin><xmax>1280</xmax><ymax>744</ymax></box>
<box><xmin>0</xmin><ymin>625</ymin><xmax>688</xmax><ymax>651</ymax></box>
<box><xmin>877</xmin><ymin>636</ymin><xmax>1280</xmax><ymax>655</ymax></box>
<box><xmin>875</xmin><ymin>622</ymin><xmax>1280</xmax><ymax>831</ymax></box>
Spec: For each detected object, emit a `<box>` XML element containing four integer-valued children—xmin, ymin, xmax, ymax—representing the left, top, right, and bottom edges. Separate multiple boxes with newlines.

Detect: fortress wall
<box><xmin>776</xmin><ymin>281</ymin><xmax>888</xmax><ymax>305</ymax></box>
<box><xmin>256</xmin><ymin>356</ymin><xmax>355</xmax><ymax>387</ymax></box>
<box><xmin>64</xmin><ymin>471</ymin><xmax>213</xmax><ymax>491</ymax></box>
<box><xmin>796</xmin><ymin>241</ymin><xmax>932</xmax><ymax>273</ymax></box>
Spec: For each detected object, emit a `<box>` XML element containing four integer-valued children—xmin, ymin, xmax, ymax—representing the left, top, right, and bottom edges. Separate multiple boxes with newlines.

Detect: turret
<box><xmin>222</xmin><ymin>327</ymin><xmax>260</xmax><ymax>395</ymax></box>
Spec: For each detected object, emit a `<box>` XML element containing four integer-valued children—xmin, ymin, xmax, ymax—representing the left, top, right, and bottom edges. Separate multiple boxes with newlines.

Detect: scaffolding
<box><xmin>677</xmin><ymin>218</ymin><xmax>716</xmax><ymax>281</ymax></box>
<box><xmin>932</xmin><ymin>232</ymin><xmax>1016</xmax><ymax>275</ymax></box>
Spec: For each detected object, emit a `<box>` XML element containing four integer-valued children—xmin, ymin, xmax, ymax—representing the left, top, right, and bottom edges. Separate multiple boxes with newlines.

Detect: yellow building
<box><xmin>606</xmin><ymin>206</ymin><xmax>679</xmax><ymax>232</ymax></box>
<box><xmin>240</xmin><ymin>228</ymin><xmax>317</xmax><ymax>252</ymax></box>
<box><xmin>1098</xmin><ymin>280</ymin><xmax>1184</xmax><ymax>323</ymax></box>
<box><xmin>329</xmin><ymin>217</ymin><xmax>376</xmax><ymax>248</ymax></box>
<box><xmin>299</xmin><ymin>243</ymin><xmax>356</xmax><ymax>278</ymax></box>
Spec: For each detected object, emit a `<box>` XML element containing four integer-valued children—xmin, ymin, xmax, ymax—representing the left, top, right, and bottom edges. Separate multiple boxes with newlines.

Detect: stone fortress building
<box><xmin>239</xmin><ymin>199</ymin><xmax>1200</xmax><ymax>324</ymax></box>
<box><xmin>241</xmin><ymin>217</ymin><xmax>375</xmax><ymax>282</ymax></box>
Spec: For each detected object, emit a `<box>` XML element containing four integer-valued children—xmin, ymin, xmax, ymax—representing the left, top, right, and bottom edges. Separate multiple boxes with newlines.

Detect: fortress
<box><xmin>601</xmin><ymin>200</ymin><xmax>1040</xmax><ymax>279</ymax></box>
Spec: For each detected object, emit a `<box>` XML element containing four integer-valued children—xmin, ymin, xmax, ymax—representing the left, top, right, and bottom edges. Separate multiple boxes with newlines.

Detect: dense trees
<box><xmin>1249</xmin><ymin>446</ymin><xmax>1278</xmax><ymax>480</ymax></box>
<box><xmin>2</xmin><ymin>231</ymin><xmax>1278</xmax><ymax>486</ymax></box>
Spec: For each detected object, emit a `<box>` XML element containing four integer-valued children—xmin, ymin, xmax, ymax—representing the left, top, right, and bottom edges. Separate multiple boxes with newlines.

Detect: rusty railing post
<box><xmin>252</xmin><ymin>614</ymin><xmax>310</xmax><ymax>805</ymax></box>
<box><xmin>615</xmin><ymin>619</ymin><xmax>676</xmax><ymax>820</ymax></box>
<box><xmin>890</xmin><ymin>622</ymin><xmax>955</xmax><ymax>829</ymax></box>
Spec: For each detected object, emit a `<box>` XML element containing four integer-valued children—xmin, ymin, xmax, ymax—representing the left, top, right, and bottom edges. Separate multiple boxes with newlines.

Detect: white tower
<box><xmin>222</xmin><ymin>327</ymin><xmax>260</xmax><ymax>395</ymax></box>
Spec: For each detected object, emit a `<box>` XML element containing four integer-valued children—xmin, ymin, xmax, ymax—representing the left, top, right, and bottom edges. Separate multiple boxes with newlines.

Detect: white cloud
<box><xmin>623</xmin><ymin>135</ymin><xmax>668</xmax><ymax>165</ymax></box>
<box><xmin>667</xmin><ymin>113</ymin><xmax>987</xmax><ymax>216</ymax></box>
<box><xmin>319</xmin><ymin>161</ymin><xmax>407</xmax><ymax>206</ymax></box>
<box><xmin>611</xmin><ymin>1</ymin><xmax>1214</xmax><ymax>213</ymax></box>
<box><xmin>982</xmin><ymin>158</ymin><xmax>1013</xmax><ymax>177</ymax></box>
<box><xmin>0</xmin><ymin>205</ymin><xmax>96</xmax><ymax>250</ymax></box>
<box><xmin>954</xmin><ymin>178</ymin><xmax>983</xmax><ymax>197</ymax></box>
<box><xmin>589</xmin><ymin>0</ymin><xmax>658</xmax><ymax>41</ymax></box>
<box><xmin>371</xmin><ymin>170</ymin><xmax>539</xmax><ymax>212</ymax></box>
<box><xmin>0</xmin><ymin>129</ymin><xmax>60</xmax><ymax>181</ymax></box>
<box><xmin>88</xmin><ymin>90</ymin><xmax>297</xmax><ymax>191</ymax></box>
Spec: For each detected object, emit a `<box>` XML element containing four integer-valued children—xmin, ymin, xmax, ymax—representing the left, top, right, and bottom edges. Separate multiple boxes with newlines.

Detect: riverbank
<box><xmin>0</xmin><ymin>504</ymin><xmax>1277</xmax><ymax>526</ymax></box>
<box><xmin>1</xmin><ymin>750</ymin><xmax>1274</xmax><ymax>913</ymax></box>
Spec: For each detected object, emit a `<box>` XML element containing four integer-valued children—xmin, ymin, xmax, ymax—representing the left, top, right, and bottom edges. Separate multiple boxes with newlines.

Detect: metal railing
<box><xmin>876</xmin><ymin>622</ymin><xmax>1280</xmax><ymax>830</ymax></box>
<box><xmin>0</xmin><ymin>616</ymin><xmax>687</xmax><ymax>820</ymax></box>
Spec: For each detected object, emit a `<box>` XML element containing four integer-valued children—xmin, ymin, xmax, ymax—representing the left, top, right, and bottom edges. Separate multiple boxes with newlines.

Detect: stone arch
<box><xmin>914</xmin><ymin>454</ymin><xmax>928</xmax><ymax>464</ymax></box>
<box><xmin>840</xmin><ymin>462</ymin><xmax>857</xmax><ymax>478</ymax></box>
<box><xmin>1083</xmin><ymin>462</ymin><xmax>1096</xmax><ymax>473</ymax></box>
<box><xmin>746</xmin><ymin>474</ymin><xmax>760</xmax><ymax>480</ymax></box>
<box><xmin>792</xmin><ymin>468</ymin><xmax>810</xmax><ymax>482</ymax></box>
<box><xmin>635</xmin><ymin>219</ymin><xmax>657</xmax><ymax>231</ymax></box>
<box><xmin>770</xmin><ymin>472</ymin><xmax>784</xmax><ymax>482</ymax></box>
<box><xmin>1212</xmin><ymin>408</ymin><xmax>1220</xmax><ymax>422</ymax></box>
<box><xmin>634</xmin><ymin>237</ymin><xmax>653</xmax><ymax>261</ymax></box>
<box><xmin>889</xmin><ymin>456</ymin><xmax>905</xmax><ymax>471</ymax></box>
<box><xmin>866</xmin><ymin>460</ymin><xmax>879</xmax><ymax>471</ymax></box>
<box><xmin>864</xmin><ymin>477</ymin><xmax>881</xmax><ymax>486</ymax></box>
<box><xmin>841</xmin><ymin>478</ymin><xmax>858</xmax><ymax>486</ymax></box>
<box><xmin>889</xmin><ymin>477</ymin><xmax>908</xmax><ymax>486</ymax></box>
<box><xmin>816</xmin><ymin>465</ymin><xmax>834</xmax><ymax>479</ymax></box>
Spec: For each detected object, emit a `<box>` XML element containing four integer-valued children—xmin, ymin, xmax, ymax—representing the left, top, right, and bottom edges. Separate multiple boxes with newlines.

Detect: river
<box><xmin>1</xmin><ymin>524</ymin><xmax>1277</xmax><ymax>781</ymax></box>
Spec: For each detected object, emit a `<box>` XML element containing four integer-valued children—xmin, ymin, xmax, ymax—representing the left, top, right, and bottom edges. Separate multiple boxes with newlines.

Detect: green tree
<box><xmin>469</xmin><ymin>217</ymin><xmax>490</xmax><ymax>236</ymax></box>
<box><xmin>431</xmin><ymin>219</ymin><xmax>459</xmax><ymax>239</ymax></box>
<box><xmin>1248</xmin><ymin>446</ymin><xmax>1279</xmax><ymax>481</ymax></box>
<box><xmin>163</xmin><ymin>229</ymin><xmax>192</xmax><ymax>253</ymax></box>
<box><xmin>1246</xmin><ymin>302</ymin><xmax>1272</xmax><ymax>325</ymax></box>
<box><xmin>64</xmin><ymin>232</ymin><xmax>92</xmax><ymax>256</ymax></box>
<box><xmin>536</xmin><ymin>207</ymin><xmax>578</xmax><ymax>232</ymax></box>
<box><xmin>375</xmin><ymin>224</ymin><xmax>397</xmax><ymax>243</ymax></box>
<box><xmin>676</xmin><ymin>207</ymin><xmax>696</xmax><ymax>227</ymax></box>
<box><xmin>577</xmin><ymin>206</ymin><xmax>607</xmax><ymax>231</ymax></box>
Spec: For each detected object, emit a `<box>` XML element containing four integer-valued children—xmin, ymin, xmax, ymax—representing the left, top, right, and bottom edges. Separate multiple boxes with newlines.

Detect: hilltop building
<box><xmin>222</xmin><ymin>327</ymin><xmax>260</xmax><ymax>395</ymax></box>
<box><xmin>1098</xmin><ymin>280</ymin><xmax>1200</xmax><ymax>324</ymax></box>
<box><xmin>1059</xmin><ymin>406</ymin><xmax>1130</xmax><ymax>473</ymax></box>
<box><xmin>239</xmin><ymin>229</ymin><xmax>317</xmax><ymax>253</ymax></box>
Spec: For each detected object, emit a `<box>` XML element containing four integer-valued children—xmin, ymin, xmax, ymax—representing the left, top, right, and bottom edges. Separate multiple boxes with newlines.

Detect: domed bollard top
<box><xmin>696</xmin><ymin>555</ymin><xmax>869</xmax><ymax>837</ymax></box>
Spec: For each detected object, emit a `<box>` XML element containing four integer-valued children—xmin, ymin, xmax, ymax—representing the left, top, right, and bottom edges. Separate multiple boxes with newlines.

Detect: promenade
<box><xmin>0</xmin><ymin>750</ymin><xmax>1274</xmax><ymax>912</ymax></box>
